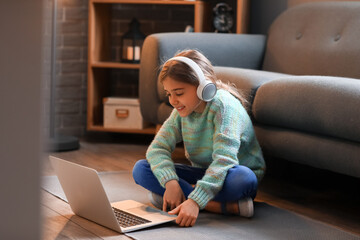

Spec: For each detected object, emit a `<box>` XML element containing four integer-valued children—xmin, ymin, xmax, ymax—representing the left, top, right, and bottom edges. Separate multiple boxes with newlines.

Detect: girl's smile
<box><xmin>163</xmin><ymin>77</ymin><xmax>206</xmax><ymax>117</ymax></box>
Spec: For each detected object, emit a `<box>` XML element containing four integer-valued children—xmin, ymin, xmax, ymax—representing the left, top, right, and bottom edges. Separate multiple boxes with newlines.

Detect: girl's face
<box><xmin>163</xmin><ymin>77</ymin><xmax>206</xmax><ymax>117</ymax></box>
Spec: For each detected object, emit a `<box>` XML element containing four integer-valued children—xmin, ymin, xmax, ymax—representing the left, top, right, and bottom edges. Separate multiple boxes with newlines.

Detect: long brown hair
<box><xmin>159</xmin><ymin>49</ymin><xmax>249</xmax><ymax>109</ymax></box>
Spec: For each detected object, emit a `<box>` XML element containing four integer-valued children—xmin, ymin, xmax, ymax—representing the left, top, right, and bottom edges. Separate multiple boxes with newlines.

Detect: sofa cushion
<box><xmin>263</xmin><ymin>2</ymin><xmax>360</xmax><ymax>79</ymax></box>
<box><xmin>214</xmin><ymin>67</ymin><xmax>290</xmax><ymax>103</ymax></box>
<box><xmin>253</xmin><ymin>76</ymin><xmax>360</xmax><ymax>143</ymax></box>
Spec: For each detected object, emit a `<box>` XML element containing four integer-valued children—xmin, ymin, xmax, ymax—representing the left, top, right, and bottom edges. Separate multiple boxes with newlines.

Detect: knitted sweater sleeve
<box><xmin>188</xmin><ymin>100</ymin><xmax>242</xmax><ymax>209</ymax></box>
<box><xmin>146</xmin><ymin>109</ymin><xmax>183</xmax><ymax>188</ymax></box>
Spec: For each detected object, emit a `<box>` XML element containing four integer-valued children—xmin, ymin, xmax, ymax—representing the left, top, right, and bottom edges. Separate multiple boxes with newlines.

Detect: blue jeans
<box><xmin>132</xmin><ymin>159</ymin><xmax>258</xmax><ymax>203</ymax></box>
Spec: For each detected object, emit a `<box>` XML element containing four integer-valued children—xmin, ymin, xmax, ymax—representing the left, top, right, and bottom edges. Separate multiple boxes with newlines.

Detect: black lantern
<box><xmin>121</xmin><ymin>18</ymin><xmax>146</xmax><ymax>63</ymax></box>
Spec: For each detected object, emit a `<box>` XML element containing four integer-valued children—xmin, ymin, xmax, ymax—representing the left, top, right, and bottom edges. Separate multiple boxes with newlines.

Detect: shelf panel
<box><xmin>88</xmin><ymin>124</ymin><xmax>156</xmax><ymax>134</ymax></box>
<box><xmin>90</xmin><ymin>0</ymin><xmax>204</xmax><ymax>6</ymax></box>
<box><xmin>91</xmin><ymin>61</ymin><xmax>140</xmax><ymax>69</ymax></box>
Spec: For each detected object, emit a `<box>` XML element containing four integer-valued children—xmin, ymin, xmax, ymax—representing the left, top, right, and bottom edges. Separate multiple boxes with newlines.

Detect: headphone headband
<box><xmin>165</xmin><ymin>56</ymin><xmax>206</xmax><ymax>84</ymax></box>
<box><xmin>164</xmin><ymin>56</ymin><xmax>217</xmax><ymax>101</ymax></box>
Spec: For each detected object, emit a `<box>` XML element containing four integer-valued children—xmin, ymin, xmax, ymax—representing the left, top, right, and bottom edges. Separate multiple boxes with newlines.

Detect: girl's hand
<box><xmin>163</xmin><ymin>180</ymin><xmax>185</xmax><ymax>211</ymax></box>
<box><xmin>168</xmin><ymin>199</ymin><xmax>199</xmax><ymax>227</ymax></box>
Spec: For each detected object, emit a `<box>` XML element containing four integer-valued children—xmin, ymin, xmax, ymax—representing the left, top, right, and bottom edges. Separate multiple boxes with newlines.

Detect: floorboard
<box><xmin>41</xmin><ymin>137</ymin><xmax>360</xmax><ymax>239</ymax></box>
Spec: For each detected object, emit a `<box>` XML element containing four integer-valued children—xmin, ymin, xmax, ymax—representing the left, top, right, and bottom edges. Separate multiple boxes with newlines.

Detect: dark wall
<box><xmin>249</xmin><ymin>0</ymin><xmax>289</xmax><ymax>34</ymax></box>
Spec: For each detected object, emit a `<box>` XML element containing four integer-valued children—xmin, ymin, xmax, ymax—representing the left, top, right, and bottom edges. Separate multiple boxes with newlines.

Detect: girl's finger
<box><xmin>179</xmin><ymin>216</ymin><xmax>187</xmax><ymax>227</ymax></box>
<box><xmin>171</xmin><ymin>203</ymin><xmax>176</xmax><ymax>211</ymax></box>
<box><xmin>185</xmin><ymin>217</ymin><xmax>193</xmax><ymax>227</ymax></box>
<box><xmin>190</xmin><ymin>218</ymin><xmax>197</xmax><ymax>227</ymax></box>
<box><xmin>168</xmin><ymin>205</ymin><xmax>180</xmax><ymax>215</ymax></box>
<box><xmin>176</xmin><ymin>214</ymin><xmax>183</xmax><ymax>225</ymax></box>
<box><xmin>162</xmin><ymin>200</ymin><xmax>168</xmax><ymax>212</ymax></box>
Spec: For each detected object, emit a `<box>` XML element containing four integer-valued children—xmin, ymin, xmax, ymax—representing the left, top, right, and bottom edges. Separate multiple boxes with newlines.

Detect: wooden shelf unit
<box><xmin>91</xmin><ymin>61</ymin><xmax>140</xmax><ymax>69</ymax></box>
<box><xmin>87</xmin><ymin>0</ymin><xmax>210</xmax><ymax>134</ymax></box>
<box><xmin>236</xmin><ymin>0</ymin><xmax>250</xmax><ymax>34</ymax></box>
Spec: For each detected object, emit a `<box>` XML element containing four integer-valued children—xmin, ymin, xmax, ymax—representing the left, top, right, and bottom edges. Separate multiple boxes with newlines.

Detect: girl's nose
<box><xmin>169</xmin><ymin>95</ymin><xmax>178</xmax><ymax>106</ymax></box>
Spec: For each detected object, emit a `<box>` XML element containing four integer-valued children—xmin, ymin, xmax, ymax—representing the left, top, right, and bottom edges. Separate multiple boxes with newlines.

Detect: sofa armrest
<box><xmin>253</xmin><ymin>76</ymin><xmax>360</xmax><ymax>143</ymax></box>
<box><xmin>139</xmin><ymin>32</ymin><xmax>267</xmax><ymax>124</ymax></box>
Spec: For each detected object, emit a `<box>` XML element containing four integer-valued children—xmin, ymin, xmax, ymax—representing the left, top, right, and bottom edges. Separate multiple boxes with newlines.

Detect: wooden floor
<box><xmin>41</xmin><ymin>134</ymin><xmax>360</xmax><ymax>239</ymax></box>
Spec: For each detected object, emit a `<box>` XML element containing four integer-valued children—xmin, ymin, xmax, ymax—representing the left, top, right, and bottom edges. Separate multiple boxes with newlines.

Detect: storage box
<box><xmin>103</xmin><ymin>97</ymin><xmax>149</xmax><ymax>129</ymax></box>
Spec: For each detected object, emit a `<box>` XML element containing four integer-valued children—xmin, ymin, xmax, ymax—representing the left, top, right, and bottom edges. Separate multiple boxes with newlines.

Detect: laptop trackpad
<box><xmin>112</xmin><ymin>200</ymin><xmax>176</xmax><ymax>220</ymax></box>
<box><xmin>128</xmin><ymin>205</ymin><xmax>174</xmax><ymax>218</ymax></box>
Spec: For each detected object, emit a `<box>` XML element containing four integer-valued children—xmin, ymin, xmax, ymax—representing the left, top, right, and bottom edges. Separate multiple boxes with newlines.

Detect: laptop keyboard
<box><xmin>112</xmin><ymin>207</ymin><xmax>151</xmax><ymax>228</ymax></box>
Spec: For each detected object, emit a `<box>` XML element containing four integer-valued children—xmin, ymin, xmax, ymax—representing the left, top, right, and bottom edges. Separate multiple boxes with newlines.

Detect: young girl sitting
<box><xmin>133</xmin><ymin>49</ymin><xmax>265</xmax><ymax>227</ymax></box>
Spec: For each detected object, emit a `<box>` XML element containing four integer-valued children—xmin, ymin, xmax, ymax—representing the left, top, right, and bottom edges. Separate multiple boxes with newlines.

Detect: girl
<box><xmin>133</xmin><ymin>49</ymin><xmax>265</xmax><ymax>227</ymax></box>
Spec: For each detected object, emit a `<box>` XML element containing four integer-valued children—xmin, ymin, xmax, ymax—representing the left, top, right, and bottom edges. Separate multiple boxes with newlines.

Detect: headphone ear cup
<box><xmin>164</xmin><ymin>56</ymin><xmax>217</xmax><ymax>102</ymax></box>
<box><xmin>197</xmin><ymin>80</ymin><xmax>217</xmax><ymax>102</ymax></box>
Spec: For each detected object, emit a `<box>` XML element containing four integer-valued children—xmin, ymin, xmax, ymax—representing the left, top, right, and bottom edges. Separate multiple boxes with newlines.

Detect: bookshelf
<box><xmin>87</xmin><ymin>0</ymin><xmax>210</xmax><ymax>134</ymax></box>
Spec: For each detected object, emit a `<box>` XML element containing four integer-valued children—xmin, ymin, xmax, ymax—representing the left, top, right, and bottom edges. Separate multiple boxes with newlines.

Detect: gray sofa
<box><xmin>139</xmin><ymin>2</ymin><xmax>360</xmax><ymax>178</ymax></box>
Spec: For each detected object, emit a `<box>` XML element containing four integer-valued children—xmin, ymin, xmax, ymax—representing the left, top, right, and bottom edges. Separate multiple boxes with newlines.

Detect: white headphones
<box><xmin>164</xmin><ymin>56</ymin><xmax>217</xmax><ymax>102</ymax></box>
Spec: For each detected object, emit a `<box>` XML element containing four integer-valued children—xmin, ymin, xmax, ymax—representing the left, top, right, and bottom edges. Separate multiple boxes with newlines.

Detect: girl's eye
<box><xmin>166</xmin><ymin>92</ymin><xmax>183</xmax><ymax>97</ymax></box>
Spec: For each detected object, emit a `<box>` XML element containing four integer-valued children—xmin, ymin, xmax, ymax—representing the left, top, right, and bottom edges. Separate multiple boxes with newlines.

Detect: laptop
<box><xmin>49</xmin><ymin>156</ymin><xmax>176</xmax><ymax>233</ymax></box>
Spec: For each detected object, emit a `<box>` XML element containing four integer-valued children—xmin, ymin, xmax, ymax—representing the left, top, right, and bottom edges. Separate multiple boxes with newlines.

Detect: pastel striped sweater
<box><xmin>146</xmin><ymin>89</ymin><xmax>265</xmax><ymax>209</ymax></box>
